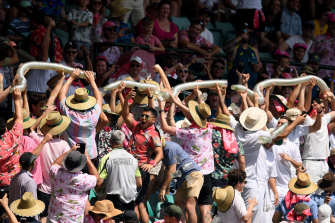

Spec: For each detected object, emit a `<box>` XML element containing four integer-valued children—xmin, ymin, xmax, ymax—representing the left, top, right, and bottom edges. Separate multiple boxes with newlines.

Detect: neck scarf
<box><xmin>287</xmin><ymin>207</ymin><xmax>312</xmax><ymax>222</ymax></box>
<box><xmin>214</xmin><ymin>126</ymin><xmax>238</xmax><ymax>154</ymax></box>
<box><xmin>285</xmin><ymin>191</ymin><xmax>310</xmax><ymax>209</ymax></box>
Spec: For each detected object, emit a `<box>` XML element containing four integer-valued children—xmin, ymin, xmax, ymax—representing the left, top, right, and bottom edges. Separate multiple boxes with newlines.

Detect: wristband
<box><xmin>159</xmin><ymin>110</ymin><xmax>165</xmax><ymax>113</ymax></box>
<box><xmin>148</xmin><ymin>96</ymin><xmax>153</xmax><ymax>99</ymax></box>
<box><xmin>317</xmin><ymin>110</ymin><xmax>322</xmax><ymax>114</ymax></box>
<box><xmin>148</xmin><ymin>160</ymin><xmax>157</xmax><ymax>167</ymax></box>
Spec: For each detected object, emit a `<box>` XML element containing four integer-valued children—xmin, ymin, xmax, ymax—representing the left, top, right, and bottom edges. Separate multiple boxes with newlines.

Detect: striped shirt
<box><xmin>60</xmin><ymin>99</ymin><xmax>101</xmax><ymax>159</ymax></box>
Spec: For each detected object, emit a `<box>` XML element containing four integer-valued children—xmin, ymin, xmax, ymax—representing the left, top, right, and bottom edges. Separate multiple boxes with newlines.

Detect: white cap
<box><xmin>318</xmin><ymin>204</ymin><xmax>331</xmax><ymax>223</ymax></box>
<box><xmin>130</xmin><ymin>56</ymin><xmax>142</xmax><ymax>64</ymax></box>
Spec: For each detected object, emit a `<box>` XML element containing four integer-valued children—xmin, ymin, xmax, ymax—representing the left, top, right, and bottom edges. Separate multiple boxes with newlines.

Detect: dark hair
<box><xmin>142</xmin><ymin>16</ymin><xmax>154</xmax><ymax>26</ymax></box>
<box><xmin>190</xmin><ymin>19</ymin><xmax>205</xmax><ymax>29</ymax></box>
<box><xmin>211</xmin><ymin>58</ymin><xmax>226</xmax><ymax>70</ymax></box>
<box><xmin>158</xmin><ymin>0</ymin><xmax>171</xmax><ymax>9</ymax></box>
<box><xmin>28</xmin><ymin>92</ymin><xmax>47</xmax><ymax>111</ymax></box>
<box><xmin>228</xmin><ymin>169</ymin><xmax>246</xmax><ymax>187</ymax></box>
<box><xmin>279</xmin><ymin>116</ymin><xmax>291</xmax><ymax>123</ymax></box>
<box><xmin>143</xmin><ymin>107</ymin><xmax>157</xmax><ymax>118</ymax></box>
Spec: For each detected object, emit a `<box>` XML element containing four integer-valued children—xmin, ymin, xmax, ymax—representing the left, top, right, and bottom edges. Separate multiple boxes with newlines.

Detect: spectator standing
<box><xmin>280</xmin><ymin>0</ymin><xmax>302</xmax><ymax>39</ymax></box>
<box><xmin>314</xmin><ymin>7</ymin><xmax>331</xmax><ymax>36</ymax></box>
<box><xmin>235</xmin><ymin>0</ymin><xmax>264</xmax><ymax>31</ymax></box>
<box><xmin>122</xmin><ymin>0</ymin><xmax>145</xmax><ymax>27</ymax></box>
<box><xmin>89</xmin><ymin>0</ymin><xmax>107</xmax><ymax>43</ymax></box>
<box><xmin>309</xmin><ymin>13</ymin><xmax>335</xmax><ymax>79</ymax></box>
<box><xmin>198</xmin><ymin>8</ymin><xmax>213</xmax><ymax>44</ymax></box>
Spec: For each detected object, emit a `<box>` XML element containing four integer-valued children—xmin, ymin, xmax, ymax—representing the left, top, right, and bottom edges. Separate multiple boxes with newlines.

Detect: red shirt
<box><xmin>0</xmin><ymin>123</ymin><xmax>23</xmax><ymax>186</ymax></box>
<box><xmin>127</xmin><ymin>120</ymin><xmax>161</xmax><ymax>166</ymax></box>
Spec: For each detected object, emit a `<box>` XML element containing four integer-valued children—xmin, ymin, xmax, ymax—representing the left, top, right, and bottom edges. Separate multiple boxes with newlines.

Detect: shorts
<box><xmin>197</xmin><ymin>174</ymin><xmax>214</xmax><ymax>205</ymax></box>
<box><xmin>135</xmin><ymin>168</ymin><xmax>150</xmax><ymax>204</ymax></box>
<box><xmin>148</xmin><ymin>161</ymin><xmax>162</xmax><ymax>175</ymax></box>
<box><xmin>211</xmin><ymin>177</ymin><xmax>228</xmax><ymax>188</ymax></box>
<box><xmin>175</xmin><ymin>171</ymin><xmax>204</xmax><ymax>203</ymax></box>
<box><xmin>37</xmin><ymin>190</ymin><xmax>51</xmax><ymax>217</ymax></box>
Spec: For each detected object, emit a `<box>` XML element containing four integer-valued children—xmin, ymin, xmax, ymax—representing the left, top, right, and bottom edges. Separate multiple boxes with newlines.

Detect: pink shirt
<box><xmin>22</xmin><ymin>136</ymin><xmax>43</xmax><ymax>185</ymax></box>
<box><xmin>152</xmin><ymin>19</ymin><xmax>178</xmax><ymax>41</ymax></box>
<box><xmin>48</xmin><ymin>165</ymin><xmax>97</xmax><ymax>223</ymax></box>
<box><xmin>135</xmin><ymin>34</ymin><xmax>163</xmax><ymax>47</ymax></box>
<box><xmin>30</xmin><ymin>131</ymin><xmax>70</xmax><ymax>194</ymax></box>
<box><xmin>176</xmin><ymin>123</ymin><xmax>214</xmax><ymax>175</ymax></box>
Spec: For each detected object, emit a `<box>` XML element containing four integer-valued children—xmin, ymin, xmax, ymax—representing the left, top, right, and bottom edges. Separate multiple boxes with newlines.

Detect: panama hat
<box><xmin>210</xmin><ymin>114</ymin><xmax>234</xmax><ymax>131</ymax></box>
<box><xmin>134</xmin><ymin>80</ymin><xmax>160</xmax><ymax>105</ymax></box>
<box><xmin>10</xmin><ymin>192</ymin><xmax>45</xmax><ymax>217</ymax></box>
<box><xmin>108</xmin><ymin>0</ymin><xmax>130</xmax><ymax>18</ymax></box>
<box><xmin>39</xmin><ymin>111</ymin><xmax>71</xmax><ymax>136</ymax></box>
<box><xmin>89</xmin><ymin>200</ymin><xmax>122</xmax><ymax>220</ymax></box>
<box><xmin>62</xmin><ymin>150</ymin><xmax>87</xmax><ymax>173</ymax></box>
<box><xmin>66</xmin><ymin>88</ymin><xmax>97</xmax><ymax>111</ymax></box>
<box><xmin>288</xmin><ymin>173</ymin><xmax>318</xmax><ymax>195</ymax></box>
<box><xmin>285</xmin><ymin>108</ymin><xmax>301</xmax><ymax>121</ymax></box>
<box><xmin>7</xmin><ymin>108</ymin><xmax>36</xmax><ymax>130</ymax></box>
<box><xmin>102</xmin><ymin>104</ymin><xmax>120</xmax><ymax>119</ymax></box>
<box><xmin>212</xmin><ymin>186</ymin><xmax>235</xmax><ymax>212</ymax></box>
<box><xmin>318</xmin><ymin>173</ymin><xmax>335</xmax><ymax>192</ymax></box>
<box><xmin>239</xmin><ymin>107</ymin><xmax>267</xmax><ymax>131</ymax></box>
<box><xmin>188</xmin><ymin>100</ymin><xmax>211</xmax><ymax>128</ymax></box>
<box><xmin>175</xmin><ymin>118</ymin><xmax>191</xmax><ymax>129</ymax></box>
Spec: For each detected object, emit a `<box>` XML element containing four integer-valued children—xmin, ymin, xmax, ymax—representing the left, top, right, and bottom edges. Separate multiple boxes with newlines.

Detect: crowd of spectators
<box><xmin>2</xmin><ymin>0</ymin><xmax>335</xmax><ymax>223</ymax></box>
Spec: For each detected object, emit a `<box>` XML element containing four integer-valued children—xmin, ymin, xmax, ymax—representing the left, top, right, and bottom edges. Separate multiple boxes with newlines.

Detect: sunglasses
<box><xmin>66</xmin><ymin>50</ymin><xmax>77</xmax><ymax>54</ymax></box>
<box><xmin>130</xmin><ymin>64</ymin><xmax>141</xmax><ymax>68</ymax></box>
<box><xmin>213</xmin><ymin>65</ymin><xmax>224</xmax><ymax>70</ymax></box>
<box><xmin>178</xmin><ymin>69</ymin><xmax>188</xmax><ymax>73</ymax></box>
<box><xmin>140</xmin><ymin>114</ymin><xmax>152</xmax><ymax>119</ymax></box>
<box><xmin>93</xmin><ymin>1</ymin><xmax>102</xmax><ymax>5</ymax></box>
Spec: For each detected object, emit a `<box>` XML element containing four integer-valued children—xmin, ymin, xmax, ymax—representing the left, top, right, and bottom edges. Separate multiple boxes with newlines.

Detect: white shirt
<box><xmin>285</xmin><ymin>35</ymin><xmax>313</xmax><ymax>63</ymax></box>
<box><xmin>200</xmin><ymin>28</ymin><xmax>214</xmax><ymax>44</ymax></box>
<box><xmin>117</xmin><ymin>73</ymin><xmax>146</xmax><ymax>81</ymax></box>
<box><xmin>256</xmin><ymin>146</ymin><xmax>277</xmax><ymax>182</ymax></box>
<box><xmin>272</xmin><ymin>140</ymin><xmax>302</xmax><ymax>187</ymax></box>
<box><xmin>236</xmin><ymin>0</ymin><xmax>262</xmax><ymax>10</ymax></box>
<box><xmin>217</xmin><ymin>190</ymin><xmax>247</xmax><ymax>223</ymax></box>
<box><xmin>230</xmin><ymin>116</ymin><xmax>271</xmax><ymax>181</ymax></box>
<box><xmin>303</xmin><ymin>114</ymin><xmax>331</xmax><ymax>160</ymax></box>
<box><xmin>330</xmin><ymin>133</ymin><xmax>335</xmax><ymax>149</ymax></box>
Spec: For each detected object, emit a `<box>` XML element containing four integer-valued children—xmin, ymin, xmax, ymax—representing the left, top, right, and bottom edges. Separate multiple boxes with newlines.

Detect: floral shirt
<box><xmin>96</xmin><ymin>125</ymin><xmax>118</xmax><ymax>162</ymax></box>
<box><xmin>309</xmin><ymin>33</ymin><xmax>335</xmax><ymax>78</ymax></box>
<box><xmin>0</xmin><ymin>123</ymin><xmax>23</xmax><ymax>187</ymax></box>
<box><xmin>67</xmin><ymin>7</ymin><xmax>93</xmax><ymax>43</ymax></box>
<box><xmin>211</xmin><ymin>129</ymin><xmax>244</xmax><ymax>180</ymax></box>
<box><xmin>176</xmin><ymin>122</ymin><xmax>214</xmax><ymax>175</ymax></box>
<box><xmin>48</xmin><ymin>165</ymin><xmax>97</xmax><ymax>223</ymax></box>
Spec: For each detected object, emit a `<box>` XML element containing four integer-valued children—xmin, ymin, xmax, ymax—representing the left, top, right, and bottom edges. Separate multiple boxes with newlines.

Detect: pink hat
<box><xmin>328</xmin><ymin>13</ymin><xmax>335</xmax><ymax>23</ymax></box>
<box><xmin>103</xmin><ymin>21</ymin><xmax>116</xmax><ymax>28</ymax></box>
<box><xmin>274</xmin><ymin>49</ymin><xmax>290</xmax><ymax>58</ymax></box>
<box><xmin>293</xmin><ymin>43</ymin><xmax>307</xmax><ymax>50</ymax></box>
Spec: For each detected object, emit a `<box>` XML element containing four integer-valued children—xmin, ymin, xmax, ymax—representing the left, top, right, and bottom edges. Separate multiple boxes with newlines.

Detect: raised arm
<box><xmin>13</xmin><ymin>89</ymin><xmax>23</xmax><ymax>125</ymax></box>
<box><xmin>286</xmin><ymin>84</ymin><xmax>302</xmax><ymax>108</ymax></box>
<box><xmin>153</xmin><ymin>64</ymin><xmax>172</xmax><ymax>92</ymax></box>
<box><xmin>304</xmin><ymin>78</ymin><xmax>316</xmax><ymax>112</ymax></box>
<box><xmin>85</xmin><ymin>70</ymin><xmax>102</xmax><ymax>107</ymax></box>
<box><xmin>37</xmin><ymin>17</ymin><xmax>55</xmax><ymax>62</ymax></box>
<box><xmin>309</xmin><ymin>104</ymin><xmax>323</xmax><ymax>133</ymax></box>
<box><xmin>121</xmin><ymin>84</ymin><xmax>135</xmax><ymax>130</ymax></box>
<box><xmin>58</xmin><ymin>68</ymin><xmax>81</xmax><ymax>102</ymax></box>
<box><xmin>159</xmin><ymin>99</ymin><xmax>177</xmax><ymax>136</ymax></box>
<box><xmin>0</xmin><ymin>194</ymin><xmax>19</xmax><ymax>223</ymax></box>
<box><xmin>46</xmin><ymin>70</ymin><xmax>66</xmax><ymax>107</ymax></box>
<box><xmin>32</xmin><ymin>133</ymin><xmax>52</xmax><ymax>156</ymax></box>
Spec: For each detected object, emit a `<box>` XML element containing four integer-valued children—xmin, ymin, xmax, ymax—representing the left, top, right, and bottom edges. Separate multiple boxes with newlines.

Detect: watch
<box><xmin>159</xmin><ymin>110</ymin><xmax>165</xmax><ymax>113</ymax></box>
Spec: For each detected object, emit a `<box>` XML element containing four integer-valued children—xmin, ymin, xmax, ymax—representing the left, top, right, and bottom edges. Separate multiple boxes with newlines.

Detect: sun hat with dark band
<box><xmin>239</xmin><ymin>107</ymin><xmax>267</xmax><ymax>131</ymax></box>
<box><xmin>66</xmin><ymin>88</ymin><xmax>97</xmax><ymax>111</ymax></box>
<box><xmin>39</xmin><ymin>111</ymin><xmax>71</xmax><ymax>136</ymax></box>
<box><xmin>288</xmin><ymin>173</ymin><xmax>318</xmax><ymax>195</ymax></box>
<box><xmin>102</xmin><ymin>104</ymin><xmax>120</xmax><ymax>119</ymax></box>
<box><xmin>89</xmin><ymin>200</ymin><xmax>122</xmax><ymax>220</ymax></box>
<box><xmin>210</xmin><ymin>113</ymin><xmax>234</xmax><ymax>131</ymax></box>
<box><xmin>62</xmin><ymin>150</ymin><xmax>87</xmax><ymax>173</ymax></box>
<box><xmin>10</xmin><ymin>192</ymin><xmax>45</xmax><ymax>217</ymax></box>
<box><xmin>212</xmin><ymin>186</ymin><xmax>235</xmax><ymax>212</ymax></box>
<box><xmin>188</xmin><ymin>100</ymin><xmax>211</xmax><ymax>128</ymax></box>
<box><xmin>134</xmin><ymin>80</ymin><xmax>160</xmax><ymax>105</ymax></box>
<box><xmin>7</xmin><ymin>108</ymin><xmax>36</xmax><ymax>130</ymax></box>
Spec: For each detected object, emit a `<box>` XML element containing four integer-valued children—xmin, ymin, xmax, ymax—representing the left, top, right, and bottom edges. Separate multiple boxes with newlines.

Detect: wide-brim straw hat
<box><xmin>210</xmin><ymin>113</ymin><xmax>234</xmax><ymax>131</ymax></box>
<box><xmin>239</xmin><ymin>107</ymin><xmax>267</xmax><ymax>131</ymax></box>
<box><xmin>188</xmin><ymin>100</ymin><xmax>211</xmax><ymax>128</ymax></box>
<box><xmin>317</xmin><ymin>173</ymin><xmax>335</xmax><ymax>192</ymax></box>
<box><xmin>66</xmin><ymin>88</ymin><xmax>97</xmax><ymax>111</ymax></box>
<box><xmin>39</xmin><ymin>111</ymin><xmax>71</xmax><ymax>136</ymax></box>
<box><xmin>175</xmin><ymin>118</ymin><xmax>191</xmax><ymax>129</ymax></box>
<box><xmin>102</xmin><ymin>104</ymin><xmax>120</xmax><ymax>119</ymax></box>
<box><xmin>134</xmin><ymin>80</ymin><xmax>160</xmax><ymax>105</ymax></box>
<box><xmin>109</xmin><ymin>0</ymin><xmax>130</xmax><ymax>18</ymax></box>
<box><xmin>212</xmin><ymin>186</ymin><xmax>235</xmax><ymax>212</ymax></box>
<box><xmin>10</xmin><ymin>192</ymin><xmax>45</xmax><ymax>217</ymax></box>
<box><xmin>288</xmin><ymin>173</ymin><xmax>318</xmax><ymax>195</ymax></box>
<box><xmin>89</xmin><ymin>200</ymin><xmax>122</xmax><ymax>220</ymax></box>
<box><xmin>7</xmin><ymin>108</ymin><xmax>36</xmax><ymax>130</ymax></box>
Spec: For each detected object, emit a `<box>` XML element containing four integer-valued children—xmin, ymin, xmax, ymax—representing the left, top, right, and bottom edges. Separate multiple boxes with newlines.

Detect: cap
<box><xmin>123</xmin><ymin>210</ymin><xmax>138</xmax><ymax>221</ymax></box>
<box><xmin>318</xmin><ymin>204</ymin><xmax>332</xmax><ymax>223</ymax></box>
<box><xmin>20</xmin><ymin>0</ymin><xmax>32</xmax><ymax>8</ymax></box>
<box><xmin>303</xmin><ymin>20</ymin><xmax>315</xmax><ymax>28</ymax></box>
<box><xmin>19</xmin><ymin>152</ymin><xmax>38</xmax><ymax>168</ymax></box>
<box><xmin>293</xmin><ymin>43</ymin><xmax>307</xmax><ymax>51</ymax></box>
<box><xmin>309</xmin><ymin>54</ymin><xmax>321</xmax><ymax>64</ymax></box>
<box><xmin>64</xmin><ymin>42</ymin><xmax>76</xmax><ymax>50</ymax></box>
<box><xmin>274</xmin><ymin>49</ymin><xmax>290</xmax><ymax>58</ymax></box>
<box><xmin>199</xmin><ymin>8</ymin><xmax>212</xmax><ymax>16</ymax></box>
<box><xmin>165</xmin><ymin>205</ymin><xmax>183</xmax><ymax>220</ymax></box>
<box><xmin>103</xmin><ymin>21</ymin><xmax>116</xmax><ymax>28</ymax></box>
<box><xmin>130</xmin><ymin>56</ymin><xmax>142</xmax><ymax>64</ymax></box>
<box><xmin>328</xmin><ymin>13</ymin><xmax>335</xmax><ymax>23</ymax></box>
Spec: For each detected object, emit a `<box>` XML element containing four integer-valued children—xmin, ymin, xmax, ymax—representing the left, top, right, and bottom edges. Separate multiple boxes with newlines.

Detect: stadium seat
<box><xmin>171</xmin><ymin>16</ymin><xmax>190</xmax><ymax>31</ymax></box>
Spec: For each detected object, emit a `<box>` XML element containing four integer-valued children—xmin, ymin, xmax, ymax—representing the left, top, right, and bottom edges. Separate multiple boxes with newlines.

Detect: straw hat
<box><xmin>285</xmin><ymin>108</ymin><xmax>301</xmax><ymax>121</ymax></box>
<box><xmin>108</xmin><ymin>0</ymin><xmax>130</xmax><ymax>18</ymax></box>
<box><xmin>288</xmin><ymin>173</ymin><xmax>318</xmax><ymax>195</ymax></box>
<box><xmin>102</xmin><ymin>104</ymin><xmax>120</xmax><ymax>119</ymax></box>
<box><xmin>89</xmin><ymin>200</ymin><xmax>122</xmax><ymax>220</ymax></box>
<box><xmin>133</xmin><ymin>80</ymin><xmax>160</xmax><ymax>105</ymax></box>
<box><xmin>212</xmin><ymin>186</ymin><xmax>235</xmax><ymax>212</ymax></box>
<box><xmin>7</xmin><ymin>108</ymin><xmax>36</xmax><ymax>130</ymax></box>
<box><xmin>188</xmin><ymin>100</ymin><xmax>211</xmax><ymax>128</ymax></box>
<box><xmin>210</xmin><ymin>113</ymin><xmax>234</xmax><ymax>131</ymax></box>
<box><xmin>62</xmin><ymin>150</ymin><xmax>87</xmax><ymax>173</ymax></box>
<box><xmin>10</xmin><ymin>192</ymin><xmax>45</xmax><ymax>217</ymax></box>
<box><xmin>39</xmin><ymin>111</ymin><xmax>71</xmax><ymax>136</ymax></box>
<box><xmin>175</xmin><ymin>118</ymin><xmax>191</xmax><ymax>129</ymax></box>
<box><xmin>66</xmin><ymin>88</ymin><xmax>97</xmax><ymax>111</ymax></box>
<box><xmin>239</xmin><ymin>107</ymin><xmax>267</xmax><ymax>131</ymax></box>
<box><xmin>318</xmin><ymin>173</ymin><xmax>335</xmax><ymax>192</ymax></box>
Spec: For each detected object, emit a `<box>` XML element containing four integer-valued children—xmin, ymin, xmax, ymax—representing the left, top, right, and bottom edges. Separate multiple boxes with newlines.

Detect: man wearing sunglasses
<box><xmin>121</xmin><ymin>88</ymin><xmax>163</xmax><ymax>223</ymax></box>
<box><xmin>118</xmin><ymin>56</ymin><xmax>146</xmax><ymax>82</ymax></box>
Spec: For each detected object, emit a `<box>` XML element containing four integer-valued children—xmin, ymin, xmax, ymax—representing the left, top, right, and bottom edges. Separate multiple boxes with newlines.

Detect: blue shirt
<box><xmin>311</xmin><ymin>192</ymin><xmax>335</xmax><ymax>216</ymax></box>
<box><xmin>115</xmin><ymin>22</ymin><xmax>134</xmax><ymax>43</ymax></box>
<box><xmin>275</xmin><ymin>199</ymin><xmax>318</xmax><ymax>223</ymax></box>
<box><xmin>163</xmin><ymin>141</ymin><xmax>201</xmax><ymax>188</ymax></box>
<box><xmin>280</xmin><ymin>7</ymin><xmax>302</xmax><ymax>36</ymax></box>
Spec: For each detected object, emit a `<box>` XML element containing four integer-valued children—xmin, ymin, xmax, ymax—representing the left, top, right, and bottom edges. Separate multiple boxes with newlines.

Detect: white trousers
<box><xmin>303</xmin><ymin>160</ymin><xmax>329</xmax><ymax>195</ymax></box>
<box><xmin>123</xmin><ymin>0</ymin><xmax>145</xmax><ymax>26</ymax></box>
